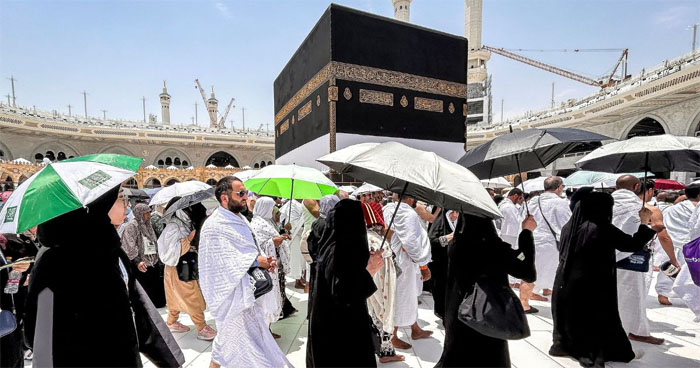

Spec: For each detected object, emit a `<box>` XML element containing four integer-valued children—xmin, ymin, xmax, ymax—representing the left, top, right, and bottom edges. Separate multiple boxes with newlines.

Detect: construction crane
<box><xmin>481</xmin><ymin>46</ymin><xmax>629</xmax><ymax>88</ymax></box>
<box><xmin>257</xmin><ymin>123</ymin><xmax>264</xmax><ymax>131</ymax></box>
<box><xmin>194</xmin><ymin>79</ymin><xmax>216</xmax><ymax>127</ymax></box>
<box><xmin>218</xmin><ymin>98</ymin><xmax>235</xmax><ymax>129</ymax></box>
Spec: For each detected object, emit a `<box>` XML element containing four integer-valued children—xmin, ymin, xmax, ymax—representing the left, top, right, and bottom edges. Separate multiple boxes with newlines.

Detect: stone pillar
<box><xmin>159</xmin><ymin>81</ymin><xmax>171</xmax><ymax>125</ymax></box>
<box><xmin>392</xmin><ymin>0</ymin><xmax>412</xmax><ymax>22</ymax></box>
<box><xmin>207</xmin><ymin>88</ymin><xmax>219</xmax><ymax>128</ymax></box>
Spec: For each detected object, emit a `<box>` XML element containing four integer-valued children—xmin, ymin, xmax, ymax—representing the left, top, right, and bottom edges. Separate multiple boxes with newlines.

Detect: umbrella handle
<box><xmin>288</xmin><ymin>178</ymin><xmax>295</xmax><ymax>225</ymax></box>
<box><xmin>641</xmin><ymin>152</ymin><xmax>649</xmax><ymax>211</ymax></box>
<box><xmin>380</xmin><ymin>182</ymin><xmax>409</xmax><ymax>251</ymax></box>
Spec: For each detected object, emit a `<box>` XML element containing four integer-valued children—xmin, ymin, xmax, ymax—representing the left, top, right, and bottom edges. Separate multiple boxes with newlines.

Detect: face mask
<box><xmin>125</xmin><ymin>207</ymin><xmax>132</xmax><ymax>216</ymax></box>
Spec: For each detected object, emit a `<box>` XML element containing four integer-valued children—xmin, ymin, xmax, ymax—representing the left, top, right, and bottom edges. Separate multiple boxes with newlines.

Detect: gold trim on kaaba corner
<box><xmin>463</xmin><ymin>103</ymin><xmax>467</xmax><ymax>117</ymax></box>
<box><xmin>275</xmin><ymin>61</ymin><xmax>467</xmax><ymax>125</ymax></box>
<box><xmin>298</xmin><ymin>101</ymin><xmax>312</xmax><ymax>121</ymax></box>
<box><xmin>414</xmin><ymin>97</ymin><xmax>443</xmax><ymax>113</ymax></box>
<box><xmin>329</xmin><ymin>101</ymin><xmax>337</xmax><ymax>152</ymax></box>
<box><xmin>400</xmin><ymin>95</ymin><xmax>408</xmax><ymax>107</ymax></box>
<box><xmin>316</xmin><ymin>95</ymin><xmax>321</xmax><ymax>106</ymax></box>
<box><xmin>343</xmin><ymin>87</ymin><xmax>352</xmax><ymax>100</ymax></box>
<box><xmin>328</xmin><ymin>86</ymin><xmax>338</xmax><ymax>101</ymax></box>
<box><xmin>448</xmin><ymin>102</ymin><xmax>455</xmax><ymax>114</ymax></box>
<box><xmin>280</xmin><ymin>120</ymin><xmax>290</xmax><ymax>134</ymax></box>
<box><xmin>359</xmin><ymin>89</ymin><xmax>394</xmax><ymax>106</ymax></box>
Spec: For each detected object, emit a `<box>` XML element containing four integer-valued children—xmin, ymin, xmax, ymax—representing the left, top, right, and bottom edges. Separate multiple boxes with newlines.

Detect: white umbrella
<box><xmin>480</xmin><ymin>177</ymin><xmax>511</xmax><ymax>189</ymax></box>
<box><xmin>149</xmin><ymin>180</ymin><xmax>212</xmax><ymax>206</ymax></box>
<box><xmin>352</xmin><ymin>183</ymin><xmax>383</xmax><ymax>196</ymax></box>
<box><xmin>338</xmin><ymin>185</ymin><xmax>357</xmax><ymax>193</ymax></box>
<box><xmin>521</xmin><ymin>176</ymin><xmax>546</xmax><ymax>194</ymax></box>
<box><xmin>317</xmin><ymin>142</ymin><xmax>500</xmax><ymax>218</ymax></box>
<box><xmin>233</xmin><ymin>169</ymin><xmax>259</xmax><ymax>182</ymax></box>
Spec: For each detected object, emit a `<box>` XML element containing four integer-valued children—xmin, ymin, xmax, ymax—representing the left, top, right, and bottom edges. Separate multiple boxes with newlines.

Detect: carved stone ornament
<box><xmin>343</xmin><ymin>87</ymin><xmax>352</xmax><ymax>100</ymax></box>
<box><xmin>400</xmin><ymin>95</ymin><xmax>408</xmax><ymax>107</ymax></box>
<box><xmin>359</xmin><ymin>89</ymin><xmax>393</xmax><ymax>106</ymax></box>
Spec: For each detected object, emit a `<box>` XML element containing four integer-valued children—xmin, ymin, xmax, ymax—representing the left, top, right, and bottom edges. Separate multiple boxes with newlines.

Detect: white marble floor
<box><xmin>136</xmin><ymin>273</ymin><xmax>700</xmax><ymax>368</ymax></box>
<box><xmin>25</xmin><ymin>273</ymin><xmax>697</xmax><ymax>367</ymax></box>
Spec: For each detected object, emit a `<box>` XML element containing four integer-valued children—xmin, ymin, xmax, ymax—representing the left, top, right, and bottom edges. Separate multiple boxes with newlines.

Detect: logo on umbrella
<box><xmin>3</xmin><ymin>207</ymin><xmax>17</xmax><ymax>223</ymax></box>
<box><xmin>78</xmin><ymin>170</ymin><xmax>112</xmax><ymax>190</ymax></box>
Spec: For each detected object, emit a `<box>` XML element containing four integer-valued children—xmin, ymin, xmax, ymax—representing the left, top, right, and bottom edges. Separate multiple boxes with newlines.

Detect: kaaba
<box><xmin>274</xmin><ymin>4</ymin><xmax>468</xmax><ymax>169</ymax></box>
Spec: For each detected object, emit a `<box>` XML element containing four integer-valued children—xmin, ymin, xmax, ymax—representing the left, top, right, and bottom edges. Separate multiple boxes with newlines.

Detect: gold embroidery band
<box><xmin>414</xmin><ymin>97</ymin><xmax>443</xmax><ymax>113</ymax></box>
<box><xmin>298</xmin><ymin>101</ymin><xmax>312</xmax><ymax>122</ymax></box>
<box><xmin>359</xmin><ymin>89</ymin><xmax>394</xmax><ymax>106</ymax></box>
<box><xmin>280</xmin><ymin>120</ymin><xmax>290</xmax><ymax>134</ymax></box>
<box><xmin>275</xmin><ymin>61</ymin><xmax>466</xmax><ymax>125</ymax></box>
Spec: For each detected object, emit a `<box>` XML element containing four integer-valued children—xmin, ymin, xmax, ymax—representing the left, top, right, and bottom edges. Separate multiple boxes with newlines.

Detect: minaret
<box><xmin>207</xmin><ymin>87</ymin><xmax>219</xmax><ymax>128</ymax></box>
<box><xmin>465</xmin><ymin>0</ymin><xmax>491</xmax><ymax>126</ymax></box>
<box><xmin>392</xmin><ymin>0</ymin><xmax>412</xmax><ymax>22</ymax></box>
<box><xmin>159</xmin><ymin>80</ymin><xmax>171</xmax><ymax>125</ymax></box>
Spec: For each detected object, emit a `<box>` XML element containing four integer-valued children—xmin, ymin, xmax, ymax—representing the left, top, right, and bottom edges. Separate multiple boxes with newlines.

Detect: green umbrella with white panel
<box><xmin>0</xmin><ymin>154</ymin><xmax>142</xmax><ymax>234</ymax></box>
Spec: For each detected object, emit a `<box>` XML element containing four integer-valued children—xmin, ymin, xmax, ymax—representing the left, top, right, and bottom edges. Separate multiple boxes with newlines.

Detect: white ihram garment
<box><xmin>281</xmin><ymin>200</ymin><xmax>305</xmax><ymax>280</ymax></box>
<box><xmin>530</xmin><ymin>192</ymin><xmax>571</xmax><ymax>290</ymax></box>
<box><xmin>366</xmin><ymin>229</ymin><xmax>397</xmax><ymax>354</ymax></box>
<box><xmin>384</xmin><ymin>202</ymin><xmax>431</xmax><ymax>328</ymax></box>
<box><xmin>657</xmin><ymin>200</ymin><xmax>697</xmax><ymax>295</ymax></box>
<box><xmin>499</xmin><ymin>198</ymin><xmax>523</xmax><ymax>285</ymax></box>
<box><xmin>199</xmin><ymin>207</ymin><xmax>292</xmax><ymax>368</ymax></box>
<box><xmin>612</xmin><ymin>189</ymin><xmax>651</xmax><ymax>336</ymax></box>
<box><xmin>672</xmin><ymin>204</ymin><xmax>700</xmax><ymax>322</ymax></box>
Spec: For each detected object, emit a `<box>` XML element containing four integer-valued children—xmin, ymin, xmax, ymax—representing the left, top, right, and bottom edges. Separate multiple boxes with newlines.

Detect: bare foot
<box><xmin>530</xmin><ymin>293</ymin><xmax>549</xmax><ymax>302</ymax></box>
<box><xmin>658</xmin><ymin>295</ymin><xmax>672</xmax><ymax>305</ymax></box>
<box><xmin>294</xmin><ymin>279</ymin><xmax>305</xmax><ymax>289</ymax></box>
<box><xmin>628</xmin><ymin>333</ymin><xmax>664</xmax><ymax>345</ymax></box>
<box><xmin>411</xmin><ymin>329</ymin><xmax>433</xmax><ymax>340</ymax></box>
<box><xmin>391</xmin><ymin>337</ymin><xmax>412</xmax><ymax>350</ymax></box>
<box><xmin>379</xmin><ymin>354</ymin><xmax>406</xmax><ymax>363</ymax></box>
<box><xmin>542</xmin><ymin>289</ymin><xmax>552</xmax><ymax>296</ymax></box>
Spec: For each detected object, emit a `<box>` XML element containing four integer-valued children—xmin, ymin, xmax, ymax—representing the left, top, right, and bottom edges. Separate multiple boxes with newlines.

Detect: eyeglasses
<box><xmin>118</xmin><ymin>195</ymin><xmax>128</xmax><ymax>206</ymax></box>
<box><xmin>231</xmin><ymin>190</ymin><xmax>247</xmax><ymax>198</ymax></box>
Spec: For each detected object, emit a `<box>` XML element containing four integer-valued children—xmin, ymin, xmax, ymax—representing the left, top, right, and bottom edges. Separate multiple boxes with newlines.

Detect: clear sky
<box><xmin>1</xmin><ymin>0</ymin><xmax>698</xmax><ymax>129</ymax></box>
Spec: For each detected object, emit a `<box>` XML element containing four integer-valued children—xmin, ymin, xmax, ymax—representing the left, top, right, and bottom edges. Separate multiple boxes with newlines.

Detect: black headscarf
<box><xmin>316</xmin><ymin>199</ymin><xmax>369</xmax><ymax>284</ymax></box>
<box><xmin>37</xmin><ymin>185</ymin><xmax>121</xmax><ymax>253</ymax></box>
<box><xmin>568</xmin><ymin>186</ymin><xmax>594</xmax><ymax>212</ymax></box>
<box><xmin>558</xmin><ymin>191</ymin><xmax>614</xmax><ymax>269</ymax></box>
<box><xmin>182</xmin><ymin>203</ymin><xmax>207</xmax><ymax>248</ymax></box>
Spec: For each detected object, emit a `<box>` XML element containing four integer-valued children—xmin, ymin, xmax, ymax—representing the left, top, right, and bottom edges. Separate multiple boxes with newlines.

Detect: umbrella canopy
<box><xmin>243</xmin><ymin>164</ymin><xmax>338</xmax><ymax>200</ymax></box>
<box><xmin>317</xmin><ymin>142</ymin><xmax>501</xmax><ymax>219</ymax></box>
<box><xmin>480</xmin><ymin>177</ymin><xmax>511</xmax><ymax>189</ymax></box>
<box><xmin>122</xmin><ymin>188</ymin><xmax>150</xmax><ymax>201</ymax></box>
<box><xmin>576</xmin><ymin>134</ymin><xmax>700</xmax><ymax>173</ymax></box>
<box><xmin>338</xmin><ymin>185</ymin><xmax>357</xmax><ymax>193</ymax></box>
<box><xmin>521</xmin><ymin>176</ymin><xmax>546</xmax><ymax>194</ymax></box>
<box><xmin>654</xmin><ymin>179</ymin><xmax>686</xmax><ymax>190</ymax></box>
<box><xmin>160</xmin><ymin>188</ymin><xmax>215</xmax><ymax>222</ymax></box>
<box><xmin>144</xmin><ymin>187</ymin><xmax>162</xmax><ymax>199</ymax></box>
<box><xmin>0</xmin><ymin>154</ymin><xmax>142</xmax><ymax>233</ymax></box>
<box><xmin>232</xmin><ymin>169</ymin><xmax>259</xmax><ymax>182</ymax></box>
<box><xmin>564</xmin><ymin>170</ymin><xmax>654</xmax><ymax>188</ymax></box>
<box><xmin>352</xmin><ymin>183</ymin><xmax>383</xmax><ymax>196</ymax></box>
<box><xmin>149</xmin><ymin>180</ymin><xmax>211</xmax><ymax>206</ymax></box>
<box><xmin>459</xmin><ymin>128</ymin><xmax>612</xmax><ymax>179</ymax></box>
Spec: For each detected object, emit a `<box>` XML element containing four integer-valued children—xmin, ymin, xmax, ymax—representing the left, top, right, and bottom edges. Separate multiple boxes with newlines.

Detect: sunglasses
<box><xmin>231</xmin><ymin>190</ymin><xmax>247</xmax><ymax>198</ymax></box>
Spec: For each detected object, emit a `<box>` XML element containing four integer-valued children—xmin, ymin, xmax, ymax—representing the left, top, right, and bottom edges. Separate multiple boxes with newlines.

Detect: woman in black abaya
<box><xmin>549</xmin><ymin>192</ymin><xmax>655</xmax><ymax>367</ymax></box>
<box><xmin>307</xmin><ymin>199</ymin><xmax>380</xmax><ymax>368</ymax></box>
<box><xmin>24</xmin><ymin>186</ymin><xmax>184</xmax><ymax>367</ymax></box>
<box><xmin>436</xmin><ymin>213</ymin><xmax>536</xmax><ymax>368</ymax></box>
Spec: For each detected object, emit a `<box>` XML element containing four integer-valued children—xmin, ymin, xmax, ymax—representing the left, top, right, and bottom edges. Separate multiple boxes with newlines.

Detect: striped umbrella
<box><xmin>0</xmin><ymin>154</ymin><xmax>142</xmax><ymax>233</ymax></box>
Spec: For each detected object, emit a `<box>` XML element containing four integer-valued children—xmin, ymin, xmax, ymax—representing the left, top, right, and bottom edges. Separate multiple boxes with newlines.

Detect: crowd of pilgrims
<box><xmin>0</xmin><ymin>173</ymin><xmax>699</xmax><ymax>367</ymax></box>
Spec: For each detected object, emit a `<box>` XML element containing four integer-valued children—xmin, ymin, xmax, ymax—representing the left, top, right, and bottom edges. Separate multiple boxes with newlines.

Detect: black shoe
<box><xmin>524</xmin><ymin>307</ymin><xmax>539</xmax><ymax>314</ymax></box>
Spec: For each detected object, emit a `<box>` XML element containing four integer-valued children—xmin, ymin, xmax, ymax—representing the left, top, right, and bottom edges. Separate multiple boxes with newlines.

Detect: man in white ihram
<box><xmin>523</xmin><ymin>176</ymin><xmax>571</xmax><ymax>314</ymax></box>
<box><xmin>384</xmin><ymin>195</ymin><xmax>432</xmax><ymax>349</ymax></box>
<box><xmin>499</xmin><ymin>188</ymin><xmax>525</xmax><ymax>287</ymax></box>
<box><xmin>199</xmin><ymin>176</ymin><xmax>292</xmax><ymax>368</ymax></box>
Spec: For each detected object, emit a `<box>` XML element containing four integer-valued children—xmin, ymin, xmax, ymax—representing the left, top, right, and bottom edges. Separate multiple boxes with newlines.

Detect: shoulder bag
<box><xmin>616</xmin><ymin>233</ymin><xmax>653</xmax><ymax>273</ymax></box>
<box><xmin>0</xmin><ymin>250</ymin><xmax>17</xmax><ymax>338</ymax></box>
<box><xmin>458</xmin><ymin>275</ymin><xmax>530</xmax><ymax>340</ymax></box>
<box><xmin>247</xmin><ymin>232</ymin><xmax>273</xmax><ymax>299</ymax></box>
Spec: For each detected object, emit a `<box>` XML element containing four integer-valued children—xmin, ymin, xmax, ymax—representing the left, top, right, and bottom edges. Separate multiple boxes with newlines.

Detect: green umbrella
<box><xmin>0</xmin><ymin>154</ymin><xmax>142</xmax><ymax>233</ymax></box>
<box><xmin>244</xmin><ymin>164</ymin><xmax>338</xmax><ymax>200</ymax></box>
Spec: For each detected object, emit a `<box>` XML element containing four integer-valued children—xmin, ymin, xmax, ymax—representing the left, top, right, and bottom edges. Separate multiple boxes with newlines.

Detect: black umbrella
<box><xmin>160</xmin><ymin>188</ymin><xmax>215</xmax><ymax>223</ymax></box>
<box><xmin>458</xmin><ymin>127</ymin><xmax>612</xmax><ymax>180</ymax></box>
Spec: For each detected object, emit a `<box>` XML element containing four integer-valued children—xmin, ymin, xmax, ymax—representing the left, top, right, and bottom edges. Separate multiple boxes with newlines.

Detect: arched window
<box><xmin>627</xmin><ymin>117</ymin><xmax>665</xmax><ymax>139</ymax></box>
<box><xmin>260</xmin><ymin>161</ymin><xmax>266</xmax><ymax>168</ymax></box>
<box><xmin>34</xmin><ymin>153</ymin><xmax>44</xmax><ymax>162</ymax></box>
<box><xmin>254</xmin><ymin>163</ymin><xmax>260</xmax><ymax>168</ymax></box>
<box><xmin>45</xmin><ymin>151</ymin><xmax>55</xmax><ymax>161</ymax></box>
<box><xmin>182</xmin><ymin>160</ymin><xmax>189</xmax><ymax>167</ymax></box>
<box><xmin>165</xmin><ymin>157</ymin><xmax>172</xmax><ymax>166</ymax></box>
<box><xmin>165</xmin><ymin>178</ymin><xmax>180</xmax><ymax>186</ymax></box>
<box><xmin>205</xmin><ymin>151</ymin><xmax>239</xmax><ymax>168</ymax></box>
<box><xmin>157</xmin><ymin>159</ymin><xmax>165</xmax><ymax>167</ymax></box>
<box><xmin>174</xmin><ymin>157</ymin><xmax>181</xmax><ymax>166</ymax></box>
<box><xmin>145</xmin><ymin>178</ymin><xmax>161</xmax><ymax>188</ymax></box>
<box><xmin>0</xmin><ymin>150</ymin><xmax>4</xmax><ymax>159</ymax></box>
<box><xmin>267</xmin><ymin>161</ymin><xmax>273</xmax><ymax>166</ymax></box>
<box><xmin>123</xmin><ymin>178</ymin><xmax>138</xmax><ymax>189</ymax></box>
<box><xmin>206</xmin><ymin>179</ymin><xmax>217</xmax><ymax>186</ymax></box>
<box><xmin>57</xmin><ymin>152</ymin><xmax>67</xmax><ymax>161</ymax></box>
<box><xmin>68</xmin><ymin>156</ymin><xmax>74</xmax><ymax>159</ymax></box>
